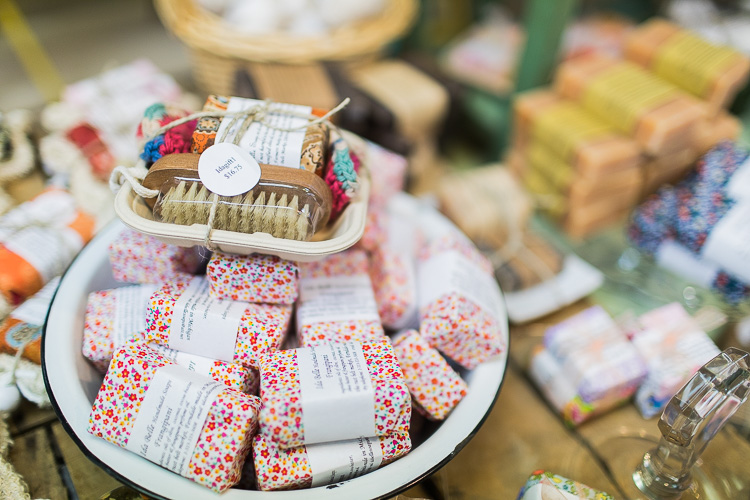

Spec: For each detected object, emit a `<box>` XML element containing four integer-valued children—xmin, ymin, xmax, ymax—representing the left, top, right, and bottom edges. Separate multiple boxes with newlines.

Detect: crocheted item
<box><xmin>137</xmin><ymin>103</ymin><xmax>196</xmax><ymax>164</ymax></box>
<box><xmin>324</xmin><ymin>138</ymin><xmax>360</xmax><ymax>220</ymax></box>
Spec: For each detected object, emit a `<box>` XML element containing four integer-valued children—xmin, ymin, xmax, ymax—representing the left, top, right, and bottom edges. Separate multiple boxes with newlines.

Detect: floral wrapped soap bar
<box><xmin>82</xmin><ymin>284</ymin><xmax>159</xmax><ymax>372</ymax></box>
<box><xmin>370</xmin><ymin>210</ymin><xmax>420</xmax><ymax>330</ymax></box>
<box><xmin>206</xmin><ymin>251</ymin><xmax>298</xmax><ymax>304</ymax></box>
<box><xmin>417</xmin><ymin>222</ymin><xmax>506</xmax><ymax>369</ymax></box>
<box><xmin>258</xmin><ymin>338</ymin><xmax>411</xmax><ymax>450</ymax></box>
<box><xmin>391</xmin><ymin>329</ymin><xmax>467</xmax><ymax>420</ymax></box>
<box><xmin>517</xmin><ymin>470</ymin><xmax>615</xmax><ymax>499</ymax></box>
<box><xmin>108</xmin><ymin>229</ymin><xmax>204</xmax><ymax>285</ymax></box>
<box><xmin>88</xmin><ymin>342</ymin><xmax>261</xmax><ymax>492</ymax></box>
<box><xmin>296</xmin><ymin>250</ymin><xmax>385</xmax><ymax>347</ymax></box>
<box><xmin>252</xmin><ymin>431</ymin><xmax>411</xmax><ymax>491</ymax></box>
<box><xmin>144</xmin><ymin>276</ymin><xmax>292</xmax><ymax>369</ymax></box>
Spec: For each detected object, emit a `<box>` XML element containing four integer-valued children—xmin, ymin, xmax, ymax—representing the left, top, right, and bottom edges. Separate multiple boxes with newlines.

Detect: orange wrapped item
<box><xmin>513</xmin><ymin>89</ymin><xmax>642</xmax><ymax>176</ymax></box>
<box><xmin>554</xmin><ymin>53</ymin><xmax>706</xmax><ymax>155</ymax></box>
<box><xmin>624</xmin><ymin>19</ymin><xmax>750</xmax><ymax>117</ymax></box>
<box><xmin>0</xmin><ymin>189</ymin><xmax>94</xmax><ymax>306</ymax></box>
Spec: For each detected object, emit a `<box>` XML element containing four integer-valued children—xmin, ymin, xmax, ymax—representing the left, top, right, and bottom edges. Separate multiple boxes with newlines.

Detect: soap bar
<box><xmin>391</xmin><ymin>329</ymin><xmax>468</xmax><ymax>420</ymax></box>
<box><xmin>0</xmin><ymin>277</ymin><xmax>60</xmax><ymax>364</ymax></box>
<box><xmin>144</xmin><ymin>276</ymin><xmax>292</xmax><ymax>369</ymax></box>
<box><xmin>296</xmin><ymin>250</ymin><xmax>385</xmax><ymax>347</ymax></box>
<box><xmin>206</xmin><ymin>251</ymin><xmax>299</xmax><ymax>304</ymax></box>
<box><xmin>517</xmin><ymin>470</ymin><xmax>615</xmax><ymax>499</ymax></box>
<box><xmin>641</xmin><ymin>147</ymin><xmax>697</xmax><ymax>195</ymax></box>
<box><xmin>543</xmin><ymin>306</ymin><xmax>647</xmax><ymax>404</ymax></box>
<box><xmin>257</xmin><ymin>338</ymin><xmax>411</xmax><ymax>450</ymax></box>
<box><xmin>369</xmin><ymin>210</ymin><xmax>420</xmax><ymax>330</ymax></box>
<box><xmin>525</xmin><ymin>140</ymin><xmax>642</xmax><ymax>205</ymax></box>
<box><xmin>631</xmin><ymin>303</ymin><xmax>720</xmax><ymax>418</ymax></box>
<box><xmin>190</xmin><ymin>95</ymin><xmax>329</xmax><ymax>176</ymax></box>
<box><xmin>514</xmin><ymin>90</ymin><xmax>642</xmax><ymax>176</ymax></box>
<box><xmin>694</xmin><ymin>112</ymin><xmax>741</xmax><ymax>155</ymax></box>
<box><xmin>555</xmin><ymin>52</ymin><xmax>706</xmax><ymax>155</ymax></box>
<box><xmin>417</xmin><ymin>231</ymin><xmax>506</xmax><ymax>369</ymax></box>
<box><xmin>624</xmin><ymin>19</ymin><xmax>750</xmax><ymax>116</ymax></box>
<box><xmin>82</xmin><ymin>284</ymin><xmax>159</xmax><ymax>372</ymax></box>
<box><xmin>0</xmin><ymin>188</ymin><xmax>95</xmax><ymax>305</ymax></box>
<box><xmin>88</xmin><ymin>342</ymin><xmax>262</xmax><ymax>492</ymax></box>
<box><xmin>252</xmin><ymin>431</ymin><xmax>411</xmax><ymax>491</ymax></box>
<box><xmin>108</xmin><ymin>229</ymin><xmax>204</xmax><ymax>285</ymax></box>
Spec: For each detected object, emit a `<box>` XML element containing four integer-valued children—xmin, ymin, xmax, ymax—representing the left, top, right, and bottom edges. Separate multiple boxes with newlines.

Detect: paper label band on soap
<box><xmin>307</xmin><ymin>435</ymin><xmax>384</xmax><ymax>487</ymax></box>
<box><xmin>701</xmin><ymin>202</ymin><xmax>750</xmax><ymax>284</ymax></box>
<box><xmin>167</xmin><ymin>277</ymin><xmax>244</xmax><ymax>362</ymax></box>
<box><xmin>11</xmin><ymin>276</ymin><xmax>60</xmax><ymax>325</ymax></box>
<box><xmin>297</xmin><ymin>342</ymin><xmax>376</xmax><ymax>445</ymax></box>
<box><xmin>582</xmin><ymin>62</ymin><xmax>677</xmax><ymax>135</ymax></box>
<box><xmin>4</xmin><ymin>227</ymin><xmax>82</xmax><ymax>282</ymax></box>
<box><xmin>125</xmin><ymin>364</ymin><xmax>224</xmax><ymax>475</ymax></box>
<box><xmin>532</xmin><ymin>101</ymin><xmax>612</xmax><ymax>162</ymax></box>
<box><xmin>527</xmin><ymin>140</ymin><xmax>574</xmax><ymax>190</ymax></box>
<box><xmin>297</xmin><ymin>275</ymin><xmax>381</xmax><ymax>326</ymax></box>
<box><xmin>216</xmin><ymin>97</ymin><xmax>312</xmax><ymax>169</ymax></box>
<box><xmin>656</xmin><ymin>240</ymin><xmax>718</xmax><ymax>289</ymax></box>
<box><xmin>385</xmin><ymin>216</ymin><xmax>419</xmax><ymax>330</ymax></box>
<box><xmin>197</xmin><ymin>143</ymin><xmax>262</xmax><ymax>197</ymax></box>
<box><xmin>418</xmin><ymin>250</ymin><xmax>504</xmax><ymax>323</ymax></box>
<box><xmin>149</xmin><ymin>344</ymin><xmax>217</xmax><ymax>378</ymax></box>
<box><xmin>112</xmin><ymin>284</ymin><xmax>159</xmax><ymax>347</ymax></box>
<box><xmin>727</xmin><ymin>157</ymin><xmax>750</xmax><ymax>202</ymax></box>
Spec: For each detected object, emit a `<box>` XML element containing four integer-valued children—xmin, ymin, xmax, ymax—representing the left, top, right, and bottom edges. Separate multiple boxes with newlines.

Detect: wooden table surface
<box><xmin>7</xmin><ymin>299</ymin><xmax>750</xmax><ymax>499</ymax></box>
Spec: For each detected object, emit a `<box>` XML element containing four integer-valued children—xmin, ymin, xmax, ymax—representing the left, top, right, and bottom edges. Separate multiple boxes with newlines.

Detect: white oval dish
<box><xmin>42</xmin><ymin>219</ymin><xmax>509</xmax><ymax>500</ymax></box>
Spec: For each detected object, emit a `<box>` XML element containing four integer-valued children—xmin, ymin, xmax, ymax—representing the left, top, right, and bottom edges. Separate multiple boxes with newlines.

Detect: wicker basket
<box><xmin>155</xmin><ymin>0</ymin><xmax>418</xmax><ymax>95</ymax></box>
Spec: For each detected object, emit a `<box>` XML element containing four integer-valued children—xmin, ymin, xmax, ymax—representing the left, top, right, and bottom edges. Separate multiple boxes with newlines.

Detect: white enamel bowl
<box><xmin>42</xmin><ymin>219</ymin><xmax>509</xmax><ymax>499</ymax></box>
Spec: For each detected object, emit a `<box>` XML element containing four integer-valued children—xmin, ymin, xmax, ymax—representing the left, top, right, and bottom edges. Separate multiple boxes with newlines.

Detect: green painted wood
<box><xmin>514</xmin><ymin>0</ymin><xmax>579</xmax><ymax>93</ymax></box>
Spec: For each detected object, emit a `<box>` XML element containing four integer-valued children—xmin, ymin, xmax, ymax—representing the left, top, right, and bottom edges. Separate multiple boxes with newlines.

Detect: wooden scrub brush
<box><xmin>142</xmin><ymin>153</ymin><xmax>332</xmax><ymax>241</ymax></box>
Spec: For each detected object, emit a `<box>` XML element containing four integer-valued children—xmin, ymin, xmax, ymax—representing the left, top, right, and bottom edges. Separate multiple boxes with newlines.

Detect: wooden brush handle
<box><xmin>142</xmin><ymin>153</ymin><xmax>333</xmax><ymax>222</ymax></box>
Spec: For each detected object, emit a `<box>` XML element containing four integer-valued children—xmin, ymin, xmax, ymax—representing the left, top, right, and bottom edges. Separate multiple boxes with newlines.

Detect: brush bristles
<box><xmin>157</xmin><ymin>183</ymin><xmax>312</xmax><ymax>240</ymax></box>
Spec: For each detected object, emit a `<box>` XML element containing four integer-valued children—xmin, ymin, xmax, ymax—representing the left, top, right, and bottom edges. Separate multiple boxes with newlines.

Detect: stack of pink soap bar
<box><xmin>206</xmin><ymin>252</ymin><xmax>299</xmax><ymax>304</ymax></box>
<box><xmin>108</xmin><ymin>229</ymin><xmax>204</xmax><ymax>284</ymax></box>
<box><xmin>88</xmin><ymin>341</ymin><xmax>261</xmax><ymax>492</ymax></box>
<box><xmin>257</xmin><ymin>338</ymin><xmax>411</xmax><ymax>449</ymax></box>
<box><xmin>253</xmin><ymin>338</ymin><xmax>412</xmax><ymax>490</ymax></box>
<box><xmin>296</xmin><ymin>250</ymin><xmax>385</xmax><ymax>347</ymax></box>
<box><xmin>392</xmin><ymin>329</ymin><xmax>468</xmax><ymax>420</ymax></box>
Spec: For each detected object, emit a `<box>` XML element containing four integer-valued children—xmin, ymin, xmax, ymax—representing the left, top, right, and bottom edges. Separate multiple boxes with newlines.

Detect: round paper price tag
<box><xmin>197</xmin><ymin>143</ymin><xmax>262</xmax><ymax>197</ymax></box>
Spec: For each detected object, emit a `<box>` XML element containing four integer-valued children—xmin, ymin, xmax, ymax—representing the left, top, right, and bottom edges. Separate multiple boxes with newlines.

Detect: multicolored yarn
<box><xmin>325</xmin><ymin>138</ymin><xmax>360</xmax><ymax>220</ymax></box>
<box><xmin>628</xmin><ymin>141</ymin><xmax>750</xmax><ymax>302</ymax></box>
<box><xmin>137</xmin><ymin>103</ymin><xmax>196</xmax><ymax>164</ymax></box>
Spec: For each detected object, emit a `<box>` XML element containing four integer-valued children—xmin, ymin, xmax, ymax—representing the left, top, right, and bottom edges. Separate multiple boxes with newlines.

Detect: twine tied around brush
<box><xmin>110</xmin><ymin>97</ymin><xmax>354</xmax><ymax>250</ymax></box>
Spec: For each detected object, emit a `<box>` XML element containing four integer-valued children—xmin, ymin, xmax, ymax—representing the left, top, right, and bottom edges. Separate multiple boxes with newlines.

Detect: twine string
<box><xmin>110</xmin><ymin>97</ymin><xmax>352</xmax><ymax>249</ymax></box>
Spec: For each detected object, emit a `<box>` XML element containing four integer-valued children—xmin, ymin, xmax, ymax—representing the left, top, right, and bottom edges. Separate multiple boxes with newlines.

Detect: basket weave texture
<box><xmin>155</xmin><ymin>0</ymin><xmax>418</xmax><ymax>64</ymax></box>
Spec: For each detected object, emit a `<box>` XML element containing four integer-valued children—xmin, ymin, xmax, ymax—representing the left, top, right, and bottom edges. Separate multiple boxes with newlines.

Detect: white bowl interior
<box><xmin>43</xmin><ymin>219</ymin><xmax>509</xmax><ymax>499</ymax></box>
